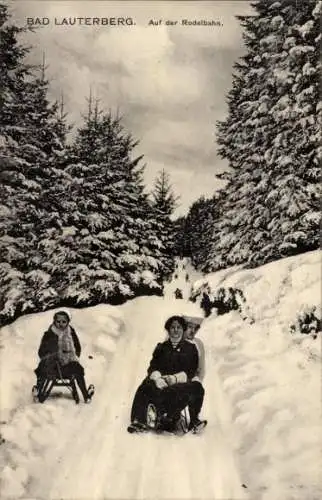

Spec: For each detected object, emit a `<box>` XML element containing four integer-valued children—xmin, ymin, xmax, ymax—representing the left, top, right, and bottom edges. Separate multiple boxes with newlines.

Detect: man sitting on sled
<box><xmin>128</xmin><ymin>315</ymin><xmax>207</xmax><ymax>434</ymax></box>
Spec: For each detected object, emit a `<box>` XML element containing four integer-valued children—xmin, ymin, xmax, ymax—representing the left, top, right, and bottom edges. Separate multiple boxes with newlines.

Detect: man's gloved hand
<box><xmin>155</xmin><ymin>377</ymin><xmax>168</xmax><ymax>390</ymax></box>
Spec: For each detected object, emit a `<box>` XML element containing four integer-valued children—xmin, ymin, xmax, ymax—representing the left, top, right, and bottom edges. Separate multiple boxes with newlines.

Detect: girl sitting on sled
<box><xmin>34</xmin><ymin>310</ymin><xmax>94</xmax><ymax>403</ymax></box>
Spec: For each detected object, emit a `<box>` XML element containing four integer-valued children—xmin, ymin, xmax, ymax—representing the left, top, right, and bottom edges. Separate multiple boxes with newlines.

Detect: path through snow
<box><xmin>26</xmin><ymin>296</ymin><xmax>248</xmax><ymax>500</ymax></box>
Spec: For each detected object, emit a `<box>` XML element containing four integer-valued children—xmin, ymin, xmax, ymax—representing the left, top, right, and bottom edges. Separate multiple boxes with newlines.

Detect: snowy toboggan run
<box><xmin>0</xmin><ymin>253</ymin><xmax>321</xmax><ymax>500</ymax></box>
<box><xmin>26</xmin><ymin>296</ymin><xmax>246</xmax><ymax>500</ymax></box>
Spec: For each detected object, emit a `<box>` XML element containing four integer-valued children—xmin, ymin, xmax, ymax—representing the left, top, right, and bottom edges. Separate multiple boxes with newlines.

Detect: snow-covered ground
<box><xmin>192</xmin><ymin>250</ymin><xmax>322</xmax><ymax>500</ymax></box>
<box><xmin>163</xmin><ymin>257</ymin><xmax>202</xmax><ymax>300</ymax></box>
<box><xmin>0</xmin><ymin>251</ymin><xmax>321</xmax><ymax>499</ymax></box>
<box><xmin>0</xmin><ymin>293</ymin><xmax>247</xmax><ymax>500</ymax></box>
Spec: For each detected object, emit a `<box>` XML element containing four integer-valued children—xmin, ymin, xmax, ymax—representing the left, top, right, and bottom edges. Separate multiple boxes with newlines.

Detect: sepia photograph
<box><xmin>0</xmin><ymin>0</ymin><xmax>321</xmax><ymax>499</ymax></box>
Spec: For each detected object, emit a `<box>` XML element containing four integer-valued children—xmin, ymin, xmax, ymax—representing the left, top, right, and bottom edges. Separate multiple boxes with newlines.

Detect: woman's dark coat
<box><xmin>38</xmin><ymin>327</ymin><xmax>81</xmax><ymax>359</ymax></box>
<box><xmin>130</xmin><ymin>339</ymin><xmax>202</xmax><ymax>424</ymax></box>
<box><xmin>35</xmin><ymin>327</ymin><xmax>81</xmax><ymax>379</ymax></box>
<box><xmin>147</xmin><ymin>339</ymin><xmax>199</xmax><ymax>381</ymax></box>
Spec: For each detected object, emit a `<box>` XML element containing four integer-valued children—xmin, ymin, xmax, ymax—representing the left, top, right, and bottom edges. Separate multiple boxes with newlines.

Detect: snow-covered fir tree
<box><xmin>205</xmin><ymin>0</ymin><xmax>321</xmax><ymax>271</ymax></box>
<box><xmin>151</xmin><ymin>169</ymin><xmax>179</xmax><ymax>217</ymax></box>
<box><xmin>0</xmin><ymin>1</ymin><xmax>32</xmax><ymax>269</ymax></box>
<box><xmin>174</xmin><ymin>194</ymin><xmax>222</xmax><ymax>271</ymax></box>
<box><xmin>150</xmin><ymin>169</ymin><xmax>179</xmax><ymax>279</ymax></box>
<box><xmin>172</xmin><ymin>216</ymin><xmax>187</xmax><ymax>258</ymax></box>
<box><xmin>0</xmin><ymin>4</ymin><xmax>67</xmax><ymax>321</ymax></box>
<box><xmin>37</xmin><ymin>100</ymin><xmax>168</xmax><ymax>307</ymax></box>
<box><xmin>0</xmin><ymin>6</ymin><xmax>173</xmax><ymax>324</ymax></box>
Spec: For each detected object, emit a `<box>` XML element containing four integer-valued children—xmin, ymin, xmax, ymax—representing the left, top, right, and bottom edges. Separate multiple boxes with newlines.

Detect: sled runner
<box><xmin>127</xmin><ymin>404</ymin><xmax>190</xmax><ymax>436</ymax></box>
<box><xmin>32</xmin><ymin>361</ymin><xmax>94</xmax><ymax>404</ymax></box>
<box><xmin>127</xmin><ymin>406</ymin><xmax>207</xmax><ymax>436</ymax></box>
<box><xmin>127</xmin><ymin>404</ymin><xmax>206</xmax><ymax>436</ymax></box>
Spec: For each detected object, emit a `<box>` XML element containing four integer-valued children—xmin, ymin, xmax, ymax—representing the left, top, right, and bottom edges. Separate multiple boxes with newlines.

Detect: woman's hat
<box><xmin>54</xmin><ymin>309</ymin><xmax>72</xmax><ymax>321</ymax></box>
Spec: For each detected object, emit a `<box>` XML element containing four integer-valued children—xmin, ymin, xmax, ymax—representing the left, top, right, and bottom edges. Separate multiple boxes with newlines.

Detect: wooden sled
<box><xmin>32</xmin><ymin>361</ymin><xmax>80</xmax><ymax>404</ymax></box>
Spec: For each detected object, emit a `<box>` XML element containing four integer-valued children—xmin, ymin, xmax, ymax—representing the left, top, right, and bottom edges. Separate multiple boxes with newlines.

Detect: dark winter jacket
<box><xmin>38</xmin><ymin>326</ymin><xmax>81</xmax><ymax>359</ymax></box>
<box><xmin>147</xmin><ymin>339</ymin><xmax>199</xmax><ymax>381</ymax></box>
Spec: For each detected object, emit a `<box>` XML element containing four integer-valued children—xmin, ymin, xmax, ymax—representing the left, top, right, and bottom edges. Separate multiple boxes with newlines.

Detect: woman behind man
<box><xmin>128</xmin><ymin>315</ymin><xmax>207</xmax><ymax>433</ymax></box>
<box><xmin>34</xmin><ymin>310</ymin><xmax>94</xmax><ymax>403</ymax></box>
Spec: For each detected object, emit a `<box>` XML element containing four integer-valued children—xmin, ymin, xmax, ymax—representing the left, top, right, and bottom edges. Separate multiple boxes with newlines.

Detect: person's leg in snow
<box><xmin>129</xmin><ymin>381</ymin><xmax>206</xmax><ymax>433</ymax></box>
<box><xmin>34</xmin><ymin>367</ymin><xmax>44</xmax><ymax>393</ymax></box>
<box><xmin>33</xmin><ymin>358</ymin><xmax>57</xmax><ymax>397</ymax></box>
<box><xmin>130</xmin><ymin>379</ymin><xmax>165</xmax><ymax>426</ymax></box>
<box><xmin>187</xmin><ymin>381</ymin><xmax>207</xmax><ymax>432</ymax></box>
<box><xmin>129</xmin><ymin>381</ymin><xmax>182</xmax><ymax>433</ymax></box>
<box><xmin>159</xmin><ymin>384</ymin><xmax>192</xmax><ymax>431</ymax></box>
<box><xmin>62</xmin><ymin>361</ymin><xmax>94</xmax><ymax>403</ymax></box>
<box><xmin>160</xmin><ymin>382</ymin><xmax>206</xmax><ymax>432</ymax></box>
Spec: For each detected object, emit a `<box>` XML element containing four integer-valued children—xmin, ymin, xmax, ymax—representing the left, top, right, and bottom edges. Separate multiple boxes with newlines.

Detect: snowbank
<box><xmin>196</xmin><ymin>250</ymin><xmax>322</xmax><ymax>500</ymax></box>
<box><xmin>0</xmin><ymin>304</ymin><xmax>125</xmax><ymax>498</ymax></box>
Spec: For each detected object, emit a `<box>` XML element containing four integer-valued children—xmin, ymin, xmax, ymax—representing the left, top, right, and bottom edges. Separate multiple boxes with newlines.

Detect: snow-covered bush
<box><xmin>290</xmin><ymin>305</ymin><xmax>321</xmax><ymax>338</ymax></box>
<box><xmin>212</xmin><ymin>287</ymin><xmax>247</xmax><ymax>316</ymax></box>
<box><xmin>194</xmin><ymin>283</ymin><xmax>254</xmax><ymax>322</ymax></box>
